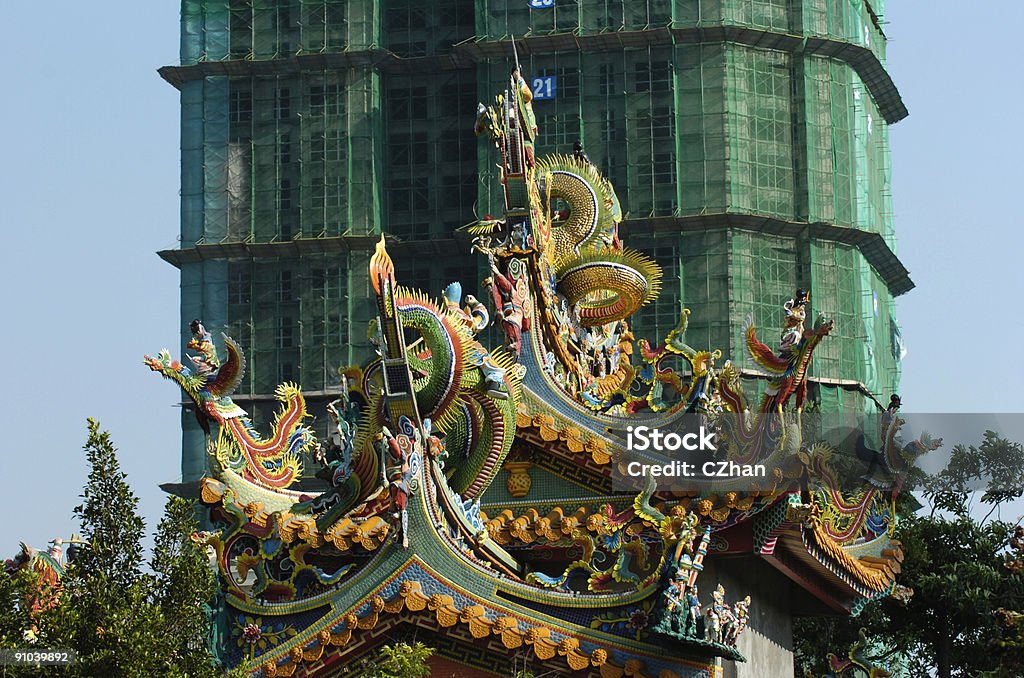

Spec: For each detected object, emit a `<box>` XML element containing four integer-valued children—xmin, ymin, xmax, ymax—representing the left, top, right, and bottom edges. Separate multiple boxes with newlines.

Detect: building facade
<box><xmin>160</xmin><ymin>0</ymin><xmax>910</xmax><ymax>484</ymax></box>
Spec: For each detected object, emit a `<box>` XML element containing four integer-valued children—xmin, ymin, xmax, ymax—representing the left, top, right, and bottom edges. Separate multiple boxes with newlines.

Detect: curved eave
<box><xmin>626</xmin><ymin>214</ymin><xmax>914</xmax><ymax>297</ymax></box>
<box><xmin>758</xmin><ymin>520</ymin><xmax>898</xmax><ymax>613</ymax></box>
<box><xmin>160</xmin><ymin>25</ymin><xmax>906</xmax><ymax>125</ymax></box>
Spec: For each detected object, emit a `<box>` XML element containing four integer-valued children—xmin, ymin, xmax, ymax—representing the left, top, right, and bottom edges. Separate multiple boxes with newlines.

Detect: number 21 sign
<box><xmin>532</xmin><ymin>76</ymin><xmax>556</xmax><ymax>100</ymax></box>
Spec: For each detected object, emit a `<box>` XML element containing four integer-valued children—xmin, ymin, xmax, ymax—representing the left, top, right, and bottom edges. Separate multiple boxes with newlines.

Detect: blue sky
<box><xmin>1</xmin><ymin>2</ymin><xmax>1021</xmax><ymax>554</ymax></box>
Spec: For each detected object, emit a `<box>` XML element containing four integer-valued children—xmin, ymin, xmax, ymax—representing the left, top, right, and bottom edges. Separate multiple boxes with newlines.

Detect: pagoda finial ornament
<box><xmin>369</xmin><ymin>234</ymin><xmax>395</xmax><ymax>296</ymax></box>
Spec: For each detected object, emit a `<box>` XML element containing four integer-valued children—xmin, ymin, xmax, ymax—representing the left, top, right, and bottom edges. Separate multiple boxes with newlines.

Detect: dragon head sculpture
<box><xmin>145</xmin><ymin>334</ymin><xmax>248</xmax><ymax>426</ymax></box>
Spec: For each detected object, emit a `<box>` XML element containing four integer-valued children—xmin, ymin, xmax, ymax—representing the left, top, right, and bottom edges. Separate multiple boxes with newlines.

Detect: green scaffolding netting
<box><xmin>174</xmin><ymin>0</ymin><xmax>903</xmax><ymax>478</ymax></box>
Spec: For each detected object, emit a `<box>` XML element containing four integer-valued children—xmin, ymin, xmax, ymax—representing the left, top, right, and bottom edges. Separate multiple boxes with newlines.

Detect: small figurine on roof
<box><xmin>725</xmin><ymin>595</ymin><xmax>752</xmax><ymax>647</ymax></box>
<box><xmin>484</xmin><ymin>255</ymin><xmax>531</xmax><ymax>355</ymax></box>
<box><xmin>511</xmin><ymin>67</ymin><xmax>537</xmax><ymax>168</ymax></box>
<box><xmin>187</xmin><ymin>319</ymin><xmax>219</xmax><ymax>374</ymax></box>
<box><xmin>473</xmin><ymin>102</ymin><xmax>500</xmax><ymax>144</ymax></box>
<box><xmin>705</xmin><ymin>584</ymin><xmax>732</xmax><ymax>644</ymax></box>
<box><xmin>779</xmin><ymin>289</ymin><xmax>810</xmax><ymax>356</ymax></box>
<box><xmin>444</xmin><ymin>282</ymin><xmax>509</xmax><ymax>400</ymax></box>
<box><xmin>881</xmin><ymin>393</ymin><xmax>902</xmax><ymax>433</ymax></box>
<box><xmin>573</xmin><ymin>139</ymin><xmax>591</xmax><ymax>165</ymax></box>
<box><xmin>685</xmin><ymin>584</ymin><xmax>702</xmax><ymax>635</ymax></box>
<box><xmin>312</xmin><ymin>390</ymin><xmax>356</xmax><ymax>489</ymax></box>
<box><xmin>511</xmin><ymin>67</ymin><xmax>538</xmax><ymax>139</ymax></box>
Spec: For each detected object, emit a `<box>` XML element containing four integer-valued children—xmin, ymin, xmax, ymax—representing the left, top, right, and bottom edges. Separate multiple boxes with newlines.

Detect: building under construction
<box><xmin>158</xmin><ymin>0</ymin><xmax>911</xmax><ymax>487</ymax></box>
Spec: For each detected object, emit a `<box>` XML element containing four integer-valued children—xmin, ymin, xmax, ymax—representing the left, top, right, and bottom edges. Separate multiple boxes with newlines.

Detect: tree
<box><xmin>794</xmin><ymin>432</ymin><xmax>1024</xmax><ymax>678</ymax></box>
<box><xmin>0</xmin><ymin>420</ymin><xmax>220</xmax><ymax>677</ymax></box>
<box><xmin>890</xmin><ymin>514</ymin><xmax>1015</xmax><ymax>677</ymax></box>
<box><xmin>151</xmin><ymin>496</ymin><xmax>219</xmax><ymax>677</ymax></box>
<box><xmin>925</xmin><ymin>431</ymin><xmax>1024</xmax><ymax>522</ymax></box>
<box><xmin>41</xmin><ymin>418</ymin><xmax>170</xmax><ymax>676</ymax></box>
<box><xmin>355</xmin><ymin>641</ymin><xmax>433</xmax><ymax>678</ymax></box>
<box><xmin>0</xmin><ymin>566</ymin><xmax>34</xmax><ymax>646</ymax></box>
<box><xmin>72</xmin><ymin>419</ymin><xmax>146</xmax><ymax>589</ymax></box>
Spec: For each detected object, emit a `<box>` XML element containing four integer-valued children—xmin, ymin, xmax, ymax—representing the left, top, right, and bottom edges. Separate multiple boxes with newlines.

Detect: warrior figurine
<box><xmin>445</xmin><ymin>281</ymin><xmax>509</xmax><ymax>400</ymax></box>
<box><xmin>719</xmin><ymin>603</ymin><xmax>737</xmax><ymax>646</ymax></box>
<box><xmin>664</xmin><ymin>578</ymin><xmax>687</xmax><ymax>632</ymax></box>
<box><xmin>382</xmin><ymin>428</ymin><xmax>407</xmax><ymax>509</ymax></box>
<box><xmin>887</xmin><ymin>393</ymin><xmax>902</xmax><ymax>413</ymax></box>
<box><xmin>573</xmin><ymin>139</ymin><xmax>591</xmax><ymax>165</ymax></box>
<box><xmin>444</xmin><ymin>282</ymin><xmax>489</xmax><ymax>335</ymax></box>
<box><xmin>510</xmin><ymin>219</ymin><xmax>531</xmax><ymax>250</ymax></box>
<box><xmin>685</xmin><ymin>584</ymin><xmax>702</xmax><ymax>635</ymax></box>
<box><xmin>879</xmin><ymin>392</ymin><xmax>903</xmax><ymax>445</ymax></box>
<box><xmin>485</xmin><ymin>255</ymin><xmax>530</xmax><ymax>354</ymax></box>
<box><xmin>705</xmin><ymin>584</ymin><xmax>729</xmax><ymax>644</ymax></box>
<box><xmin>313</xmin><ymin>390</ymin><xmax>356</xmax><ymax>488</ymax></box>
<box><xmin>463</xmin><ymin>295</ymin><xmax>490</xmax><ymax>333</ymax></box>
<box><xmin>779</xmin><ymin>289</ymin><xmax>810</xmax><ymax>356</ymax></box>
<box><xmin>473</xmin><ymin>102</ymin><xmax>500</xmax><ymax>145</ymax></box>
<box><xmin>596</xmin><ymin>347</ymin><xmax>607</xmax><ymax>378</ymax></box>
<box><xmin>704</xmin><ymin>604</ymin><xmax>720</xmax><ymax>643</ymax></box>
<box><xmin>511</xmin><ymin>67</ymin><xmax>538</xmax><ymax>167</ymax></box>
<box><xmin>726</xmin><ymin>596</ymin><xmax>752</xmax><ymax>646</ymax></box>
<box><xmin>187</xmin><ymin>319</ymin><xmax>219</xmax><ymax>374</ymax></box>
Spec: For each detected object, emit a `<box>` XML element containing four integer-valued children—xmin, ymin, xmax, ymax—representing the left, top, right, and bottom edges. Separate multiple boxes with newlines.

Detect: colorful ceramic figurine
<box><xmin>780</xmin><ymin>288</ymin><xmax>810</xmax><ymax>356</ymax></box>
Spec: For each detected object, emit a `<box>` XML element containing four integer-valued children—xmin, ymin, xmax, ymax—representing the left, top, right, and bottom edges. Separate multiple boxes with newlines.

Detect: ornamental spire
<box><xmin>369</xmin><ymin>235</ymin><xmax>395</xmax><ymax>296</ymax></box>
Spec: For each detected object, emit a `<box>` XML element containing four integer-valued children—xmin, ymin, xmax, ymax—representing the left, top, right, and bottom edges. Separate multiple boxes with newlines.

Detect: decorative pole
<box><xmin>688</xmin><ymin>525</ymin><xmax>711</xmax><ymax>588</ymax></box>
<box><xmin>511</xmin><ymin>34</ymin><xmax>522</xmax><ymax>77</ymax></box>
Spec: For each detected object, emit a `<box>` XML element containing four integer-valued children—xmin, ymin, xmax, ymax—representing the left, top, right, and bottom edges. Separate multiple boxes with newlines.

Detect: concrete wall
<box><xmin>701</xmin><ymin>556</ymin><xmax>795</xmax><ymax>678</ymax></box>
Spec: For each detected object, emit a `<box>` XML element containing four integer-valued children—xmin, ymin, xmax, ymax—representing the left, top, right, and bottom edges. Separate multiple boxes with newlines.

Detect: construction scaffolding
<box><xmin>166</xmin><ymin>0</ymin><xmax>907</xmax><ymax>480</ymax></box>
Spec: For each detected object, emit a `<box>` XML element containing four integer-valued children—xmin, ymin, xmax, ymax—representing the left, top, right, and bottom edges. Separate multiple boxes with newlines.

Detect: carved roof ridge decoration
<box><xmin>199</xmin><ymin>478</ymin><xmax>391</xmax><ymax>553</ymax></box>
<box><xmin>804</xmin><ymin>520</ymin><xmax>902</xmax><ymax>593</ymax></box>
<box><xmin>254</xmin><ymin>559</ymin><xmax>720</xmax><ymax>678</ymax></box>
<box><xmin>484</xmin><ymin>492</ymin><xmax>783</xmax><ymax>548</ymax></box>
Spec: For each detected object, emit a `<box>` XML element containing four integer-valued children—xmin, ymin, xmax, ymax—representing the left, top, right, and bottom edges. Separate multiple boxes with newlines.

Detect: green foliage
<box><xmin>925</xmin><ymin>432</ymin><xmax>1024</xmax><ymax>520</ymax></box>
<box><xmin>151</xmin><ymin>496</ymin><xmax>219</xmax><ymax>676</ymax></box>
<box><xmin>72</xmin><ymin>418</ymin><xmax>146</xmax><ymax>590</ymax></box>
<box><xmin>0</xmin><ymin>567</ymin><xmax>35</xmax><ymax>646</ymax></box>
<box><xmin>356</xmin><ymin>641</ymin><xmax>433</xmax><ymax>678</ymax></box>
<box><xmin>0</xmin><ymin>419</ymin><xmax>219</xmax><ymax>677</ymax></box>
<box><xmin>893</xmin><ymin>515</ymin><xmax>1016</xmax><ymax>676</ymax></box>
<box><xmin>794</xmin><ymin>432</ymin><xmax>1024</xmax><ymax>678</ymax></box>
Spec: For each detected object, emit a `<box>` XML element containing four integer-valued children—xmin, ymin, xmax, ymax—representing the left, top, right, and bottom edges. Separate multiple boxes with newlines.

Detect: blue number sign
<box><xmin>529</xmin><ymin>0</ymin><xmax>555</xmax><ymax>7</ymax></box>
<box><xmin>531</xmin><ymin>76</ymin><xmax>556</xmax><ymax>100</ymax></box>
